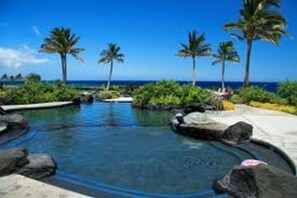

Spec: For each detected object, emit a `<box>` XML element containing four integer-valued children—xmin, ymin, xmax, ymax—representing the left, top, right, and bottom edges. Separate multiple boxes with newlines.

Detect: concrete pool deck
<box><xmin>1</xmin><ymin>101</ymin><xmax>74</xmax><ymax>112</ymax></box>
<box><xmin>206</xmin><ymin>104</ymin><xmax>297</xmax><ymax>166</ymax></box>
<box><xmin>101</xmin><ymin>97</ymin><xmax>133</xmax><ymax>103</ymax></box>
<box><xmin>0</xmin><ymin>174</ymin><xmax>90</xmax><ymax>198</ymax></box>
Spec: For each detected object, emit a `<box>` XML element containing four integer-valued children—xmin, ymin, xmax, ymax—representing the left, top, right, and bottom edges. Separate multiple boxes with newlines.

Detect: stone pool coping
<box><xmin>206</xmin><ymin>104</ymin><xmax>297</xmax><ymax>169</ymax></box>
<box><xmin>1</xmin><ymin>101</ymin><xmax>75</xmax><ymax>112</ymax></box>
<box><xmin>0</xmin><ymin>174</ymin><xmax>90</xmax><ymax>198</ymax></box>
<box><xmin>101</xmin><ymin>97</ymin><xmax>133</xmax><ymax>103</ymax></box>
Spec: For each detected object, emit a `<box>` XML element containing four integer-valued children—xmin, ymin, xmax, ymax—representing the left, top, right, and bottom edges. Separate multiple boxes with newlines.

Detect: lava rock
<box><xmin>0</xmin><ymin>122</ymin><xmax>8</xmax><ymax>135</ymax></box>
<box><xmin>171</xmin><ymin>113</ymin><xmax>228</xmax><ymax>141</ymax></box>
<box><xmin>222</xmin><ymin>121</ymin><xmax>253</xmax><ymax>144</ymax></box>
<box><xmin>17</xmin><ymin>154</ymin><xmax>57</xmax><ymax>180</ymax></box>
<box><xmin>0</xmin><ymin>107</ymin><xmax>7</xmax><ymax>115</ymax></box>
<box><xmin>80</xmin><ymin>94</ymin><xmax>94</xmax><ymax>103</ymax></box>
<box><xmin>186</xmin><ymin>103</ymin><xmax>206</xmax><ymax>113</ymax></box>
<box><xmin>0</xmin><ymin>114</ymin><xmax>28</xmax><ymax>131</ymax></box>
<box><xmin>0</xmin><ymin>147</ymin><xmax>29</xmax><ymax>176</ymax></box>
<box><xmin>213</xmin><ymin>165</ymin><xmax>297</xmax><ymax>198</ymax></box>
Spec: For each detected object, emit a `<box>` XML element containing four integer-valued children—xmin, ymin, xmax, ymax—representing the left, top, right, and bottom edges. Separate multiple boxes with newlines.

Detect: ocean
<box><xmin>2</xmin><ymin>80</ymin><xmax>279</xmax><ymax>92</ymax></box>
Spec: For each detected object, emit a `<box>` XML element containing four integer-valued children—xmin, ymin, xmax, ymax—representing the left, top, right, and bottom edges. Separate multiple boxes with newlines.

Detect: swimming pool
<box><xmin>0</xmin><ymin>102</ymin><xmax>293</xmax><ymax>197</ymax></box>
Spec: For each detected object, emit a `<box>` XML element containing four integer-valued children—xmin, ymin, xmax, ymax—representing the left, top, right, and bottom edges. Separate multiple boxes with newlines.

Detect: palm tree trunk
<box><xmin>107</xmin><ymin>60</ymin><xmax>113</xmax><ymax>91</ymax></box>
<box><xmin>192</xmin><ymin>57</ymin><xmax>196</xmax><ymax>86</ymax></box>
<box><xmin>244</xmin><ymin>40</ymin><xmax>253</xmax><ymax>87</ymax></box>
<box><xmin>222</xmin><ymin>61</ymin><xmax>225</xmax><ymax>91</ymax></box>
<box><xmin>61</xmin><ymin>54</ymin><xmax>66</xmax><ymax>84</ymax></box>
<box><xmin>64</xmin><ymin>55</ymin><xmax>67</xmax><ymax>84</ymax></box>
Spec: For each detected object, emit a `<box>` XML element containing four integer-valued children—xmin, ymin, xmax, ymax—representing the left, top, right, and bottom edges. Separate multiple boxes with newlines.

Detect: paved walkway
<box><xmin>206</xmin><ymin>104</ymin><xmax>297</xmax><ymax>165</ymax></box>
<box><xmin>101</xmin><ymin>97</ymin><xmax>133</xmax><ymax>103</ymax></box>
<box><xmin>0</xmin><ymin>174</ymin><xmax>89</xmax><ymax>198</ymax></box>
<box><xmin>1</xmin><ymin>101</ymin><xmax>74</xmax><ymax>112</ymax></box>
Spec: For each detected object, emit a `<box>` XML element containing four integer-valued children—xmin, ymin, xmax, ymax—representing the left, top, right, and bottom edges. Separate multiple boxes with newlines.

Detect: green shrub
<box><xmin>230</xmin><ymin>94</ymin><xmax>243</xmax><ymax>104</ymax></box>
<box><xmin>238</xmin><ymin>86</ymin><xmax>276</xmax><ymax>103</ymax></box>
<box><xmin>98</xmin><ymin>91</ymin><xmax>121</xmax><ymax>100</ymax></box>
<box><xmin>25</xmin><ymin>73</ymin><xmax>41</xmax><ymax>84</ymax></box>
<box><xmin>133</xmin><ymin>80</ymin><xmax>209</xmax><ymax>106</ymax></box>
<box><xmin>277</xmin><ymin>81</ymin><xmax>297</xmax><ymax>107</ymax></box>
<box><xmin>0</xmin><ymin>83</ymin><xmax>79</xmax><ymax>105</ymax></box>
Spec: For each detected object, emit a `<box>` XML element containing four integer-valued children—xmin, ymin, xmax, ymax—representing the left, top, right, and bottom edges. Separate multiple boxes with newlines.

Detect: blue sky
<box><xmin>0</xmin><ymin>0</ymin><xmax>296</xmax><ymax>82</ymax></box>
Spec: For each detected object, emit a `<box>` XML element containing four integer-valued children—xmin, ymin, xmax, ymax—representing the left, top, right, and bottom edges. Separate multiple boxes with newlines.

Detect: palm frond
<box><xmin>98</xmin><ymin>43</ymin><xmax>125</xmax><ymax>65</ymax></box>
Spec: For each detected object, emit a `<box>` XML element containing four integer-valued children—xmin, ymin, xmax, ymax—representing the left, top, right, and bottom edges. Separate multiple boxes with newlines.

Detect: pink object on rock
<box><xmin>241</xmin><ymin>159</ymin><xmax>268</xmax><ymax>167</ymax></box>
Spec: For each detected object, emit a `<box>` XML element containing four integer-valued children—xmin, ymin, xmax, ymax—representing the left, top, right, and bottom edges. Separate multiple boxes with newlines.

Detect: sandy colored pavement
<box><xmin>207</xmin><ymin>104</ymin><xmax>297</xmax><ymax>165</ymax></box>
<box><xmin>0</xmin><ymin>174</ymin><xmax>90</xmax><ymax>198</ymax></box>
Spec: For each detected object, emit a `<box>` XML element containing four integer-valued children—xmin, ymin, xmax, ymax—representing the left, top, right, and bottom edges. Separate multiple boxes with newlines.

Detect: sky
<box><xmin>0</xmin><ymin>0</ymin><xmax>296</xmax><ymax>82</ymax></box>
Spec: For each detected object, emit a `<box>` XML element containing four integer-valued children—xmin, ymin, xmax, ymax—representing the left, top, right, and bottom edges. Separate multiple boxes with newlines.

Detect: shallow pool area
<box><xmin>0</xmin><ymin>102</ymin><xmax>294</xmax><ymax>197</ymax></box>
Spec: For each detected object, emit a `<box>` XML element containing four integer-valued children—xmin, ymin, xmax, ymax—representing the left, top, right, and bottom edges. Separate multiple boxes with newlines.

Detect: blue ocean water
<box><xmin>2</xmin><ymin>80</ymin><xmax>279</xmax><ymax>92</ymax></box>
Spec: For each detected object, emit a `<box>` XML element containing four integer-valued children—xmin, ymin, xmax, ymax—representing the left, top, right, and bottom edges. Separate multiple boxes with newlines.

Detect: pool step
<box><xmin>49</xmin><ymin>171</ymin><xmax>221</xmax><ymax>198</ymax></box>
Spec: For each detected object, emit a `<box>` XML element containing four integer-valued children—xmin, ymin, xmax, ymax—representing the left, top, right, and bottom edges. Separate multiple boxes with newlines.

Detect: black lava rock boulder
<box><xmin>222</xmin><ymin>121</ymin><xmax>253</xmax><ymax>144</ymax></box>
<box><xmin>213</xmin><ymin>164</ymin><xmax>297</xmax><ymax>198</ymax></box>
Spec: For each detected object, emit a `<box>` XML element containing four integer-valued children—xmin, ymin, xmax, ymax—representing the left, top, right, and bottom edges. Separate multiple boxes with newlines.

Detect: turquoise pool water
<box><xmin>1</xmin><ymin>102</ymin><xmax>254</xmax><ymax>196</ymax></box>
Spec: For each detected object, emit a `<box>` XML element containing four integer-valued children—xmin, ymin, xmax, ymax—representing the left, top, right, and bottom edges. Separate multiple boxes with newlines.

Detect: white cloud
<box><xmin>32</xmin><ymin>26</ymin><xmax>41</xmax><ymax>36</ymax></box>
<box><xmin>0</xmin><ymin>45</ymin><xmax>49</xmax><ymax>68</ymax></box>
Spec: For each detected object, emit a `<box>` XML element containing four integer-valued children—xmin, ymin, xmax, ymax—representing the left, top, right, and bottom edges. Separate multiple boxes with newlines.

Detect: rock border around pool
<box><xmin>213</xmin><ymin>164</ymin><xmax>297</xmax><ymax>198</ymax></box>
<box><xmin>0</xmin><ymin>147</ymin><xmax>57</xmax><ymax>180</ymax></box>
<box><xmin>171</xmin><ymin>112</ymin><xmax>253</xmax><ymax>144</ymax></box>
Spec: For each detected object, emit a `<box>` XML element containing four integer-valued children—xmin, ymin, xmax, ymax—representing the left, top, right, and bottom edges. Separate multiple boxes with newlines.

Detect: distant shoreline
<box><xmin>1</xmin><ymin>80</ymin><xmax>279</xmax><ymax>92</ymax></box>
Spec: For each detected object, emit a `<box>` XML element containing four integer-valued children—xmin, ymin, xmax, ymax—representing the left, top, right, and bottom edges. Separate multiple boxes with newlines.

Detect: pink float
<box><xmin>241</xmin><ymin>159</ymin><xmax>268</xmax><ymax>166</ymax></box>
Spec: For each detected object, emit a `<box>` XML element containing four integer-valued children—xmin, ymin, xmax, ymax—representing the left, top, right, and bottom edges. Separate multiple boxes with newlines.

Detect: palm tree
<box><xmin>212</xmin><ymin>41</ymin><xmax>240</xmax><ymax>91</ymax></box>
<box><xmin>40</xmin><ymin>27</ymin><xmax>84</xmax><ymax>84</ymax></box>
<box><xmin>224</xmin><ymin>0</ymin><xmax>288</xmax><ymax>87</ymax></box>
<box><xmin>1</xmin><ymin>74</ymin><xmax>8</xmax><ymax>81</ymax></box>
<box><xmin>98</xmin><ymin>43</ymin><xmax>124</xmax><ymax>91</ymax></box>
<box><xmin>15</xmin><ymin>73</ymin><xmax>24</xmax><ymax>81</ymax></box>
<box><xmin>177</xmin><ymin>30</ymin><xmax>211</xmax><ymax>86</ymax></box>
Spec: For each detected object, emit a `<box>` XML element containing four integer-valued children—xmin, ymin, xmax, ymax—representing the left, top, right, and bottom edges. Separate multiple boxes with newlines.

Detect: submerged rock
<box><xmin>222</xmin><ymin>121</ymin><xmax>253</xmax><ymax>144</ymax></box>
<box><xmin>17</xmin><ymin>154</ymin><xmax>57</xmax><ymax>180</ymax></box>
<box><xmin>0</xmin><ymin>147</ymin><xmax>29</xmax><ymax>176</ymax></box>
<box><xmin>213</xmin><ymin>165</ymin><xmax>297</xmax><ymax>198</ymax></box>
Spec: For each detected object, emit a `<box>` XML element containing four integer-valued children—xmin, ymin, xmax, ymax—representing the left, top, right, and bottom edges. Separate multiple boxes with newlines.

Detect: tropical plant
<box><xmin>9</xmin><ymin>75</ymin><xmax>14</xmax><ymax>81</ymax></box>
<box><xmin>133</xmin><ymin>80</ymin><xmax>210</xmax><ymax>106</ymax></box>
<box><xmin>25</xmin><ymin>73</ymin><xmax>41</xmax><ymax>84</ymax></box>
<box><xmin>98</xmin><ymin>43</ymin><xmax>124</xmax><ymax>91</ymax></box>
<box><xmin>177</xmin><ymin>30</ymin><xmax>212</xmax><ymax>86</ymax></box>
<box><xmin>277</xmin><ymin>81</ymin><xmax>297</xmax><ymax>107</ymax></box>
<box><xmin>0</xmin><ymin>82</ymin><xmax>79</xmax><ymax>105</ymax></box>
<box><xmin>212</xmin><ymin>41</ymin><xmax>240</xmax><ymax>90</ymax></box>
<box><xmin>40</xmin><ymin>27</ymin><xmax>84</xmax><ymax>84</ymax></box>
<box><xmin>224</xmin><ymin>0</ymin><xmax>288</xmax><ymax>87</ymax></box>
<box><xmin>238</xmin><ymin>86</ymin><xmax>287</xmax><ymax>104</ymax></box>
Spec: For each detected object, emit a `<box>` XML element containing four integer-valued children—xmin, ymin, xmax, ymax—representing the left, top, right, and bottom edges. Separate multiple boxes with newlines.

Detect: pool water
<box><xmin>1</xmin><ymin>103</ymin><xmax>256</xmax><ymax>196</ymax></box>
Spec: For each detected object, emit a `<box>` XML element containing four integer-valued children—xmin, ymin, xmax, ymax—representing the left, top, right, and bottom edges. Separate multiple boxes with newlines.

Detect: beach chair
<box><xmin>202</xmin><ymin>92</ymin><xmax>223</xmax><ymax>112</ymax></box>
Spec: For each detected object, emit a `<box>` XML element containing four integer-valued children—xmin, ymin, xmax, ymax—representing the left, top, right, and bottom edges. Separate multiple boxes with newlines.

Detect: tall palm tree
<box><xmin>98</xmin><ymin>43</ymin><xmax>124</xmax><ymax>91</ymax></box>
<box><xmin>15</xmin><ymin>73</ymin><xmax>24</xmax><ymax>81</ymax></box>
<box><xmin>177</xmin><ymin>30</ymin><xmax>211</xmax><ymax>86</ymax></box>
<box><xmin>212</xmin><ymin>41</ymin><xmax>240</xmax><ymax>90</ymax></box>
<box><xmin>40</xmin><ymin>27</ymin><xmax>84</xmax><ymax>84</ymax></box>
<box><xmin>224</xmin><ymin>0</ymin><xmax>288</xmax><ymax>87</ymax></box>
<box><xmin>1</xmin><ymin>74</ymin><xmax>8</xmax><ymax>81</ymax></box>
